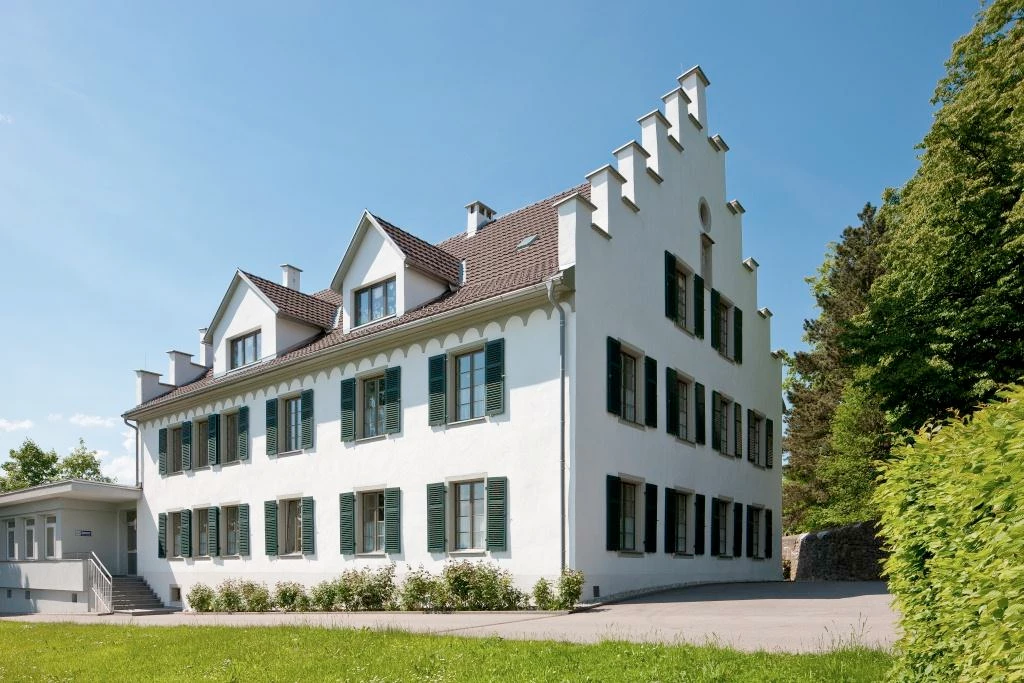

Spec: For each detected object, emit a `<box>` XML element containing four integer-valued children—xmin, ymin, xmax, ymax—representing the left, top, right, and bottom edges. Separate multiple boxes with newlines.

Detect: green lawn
<box><xmin>0</xmin><ymin>622</ymin><xmax>893</xmax><ymax>682</ymax></box>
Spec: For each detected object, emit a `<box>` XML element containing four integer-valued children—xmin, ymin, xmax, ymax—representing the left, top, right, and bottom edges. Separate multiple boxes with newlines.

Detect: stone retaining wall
<box><xmin>782</xmin><ymin>521</ymin><xmax>886</xmax><ymax>581</ymax></box>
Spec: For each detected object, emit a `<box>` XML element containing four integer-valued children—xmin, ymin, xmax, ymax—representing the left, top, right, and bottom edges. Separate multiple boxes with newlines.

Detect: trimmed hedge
<box><xmin>875</xmin><ymin>385</ymin><xmax>1024</xmax><ymax>681</ymax></box>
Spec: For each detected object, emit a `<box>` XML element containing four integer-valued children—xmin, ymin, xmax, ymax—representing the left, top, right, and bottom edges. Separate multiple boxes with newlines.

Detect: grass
<box><xmin>0</xmin><ymin>622</ymin><xmax>893</xmax><ymax>682</ymax></box>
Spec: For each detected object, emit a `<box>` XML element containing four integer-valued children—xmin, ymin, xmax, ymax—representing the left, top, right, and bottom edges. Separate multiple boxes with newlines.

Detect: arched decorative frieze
<box><xmin>526</xmin><ymin>308</ymin><xmax>550</xmax><ymax>327</ymax></box>
<box><xmin>313</xmin><ymin>369</ymin><xmax>330</xmax><ymax>384</ymax></box>
<box><xmin>462</xmin><ymin>326</ymin><xmax>483</xmax><ymax>345</ymax></box>
<box><xmin>442</xmin><ymin>332</ymin><xmax>462</xmax><ymax>349</ymax></box>
<box><xmin>372</xmin><ymin>352</ymin><xmax>389</xmax><ymax>368</ymax></box>
<box><xmin>328</xmin><ymin>366</ymin><xmax>343</xmax><ymax>382</ymax></box>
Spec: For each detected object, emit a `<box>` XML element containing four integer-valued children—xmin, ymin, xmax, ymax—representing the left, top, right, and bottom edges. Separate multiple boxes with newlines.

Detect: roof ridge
<box><xmin>241</xmin><ymin>270</ymin><xmax>336</xmax><ymax>304</ymax></box>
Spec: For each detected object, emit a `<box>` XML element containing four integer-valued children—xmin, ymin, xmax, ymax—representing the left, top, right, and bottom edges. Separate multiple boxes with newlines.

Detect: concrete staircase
<box><xmin>111</xmin><ymin>576</ymin><xmax>175</xmax><ymax>614</ymax></box>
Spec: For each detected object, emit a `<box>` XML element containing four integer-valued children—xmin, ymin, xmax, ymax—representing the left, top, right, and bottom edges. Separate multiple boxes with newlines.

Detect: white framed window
<box><xmin>455</xmin><ymin>349</ymin><xmax>486</xmax><ymax>421</ymax></box>
<box><xmin>453</xmin><ymin>480</ymin><xmax>485</xmax><ymax>550</ymax></box>
<box><xmin>620</xmin><ymin>481</ymin><xmax>638</xmax><ymax>552</ymax></box>
<box><xmin>748</xmin><ymin>411</ymin><xmax>765</xmax><ymax>466</ymax></box>
<box><xmin>717</xmin><ymin>300</ymin><xmax>730</xmax><ymax>357</ymax></box>
<box><xmin>196</xmin><ymin>420</ymin><xmax>210</xmax><ymax>468</ymax></box>
<box><xmin>195</xmin><ymin>508</ymin><xmax>210</xmax><ymax>557</ymax></box>
<box><xmin>362</xmin><ymin>376</ymin><xmax>386</xmax><ymax>438</ymax></box>
<box><xmin>6</xmin><ymin>520</ymin><xmax>16</xmax><ymax>560</ymax></box>
<box><xmin>361</xmin><ymin>491</ymin><xmax>385</xmax><ymax>553</ymax></box>
<box><xmin>354</xmin><ymin>277</ymin><xmax>396</xmax><ymax>326</ymax></box>
<box><xmin>24</xmin><ymin>519</ymin><xmax>35</xmax><ymax>560</ymax></box>
<box><xmin>282</xmin><ymin>396</ymin><xmax>302</xmax><ymax>452</ymax></box>
<box><xmin>230</xmin><ymin>330</ymin><xmax>261</xmax><ymax>369</ymax></box>
<box><xmin>224</xmin><ymin>412</ymin><xmax>239</xmax><ymax>463</ymax></box>
<box><xmin>223</xmin><ymin>506</ymin><xmax>240</xmax><ymax>556</ymax></box>
<box><xmin>169</xmin><ymin>426</ymin><xmax>183</xmax><ymax>473</ymax></box>
<box><xmin>712</xmin><ymin>392</ymin><xmax>735</xmax><ymax>455</ymax></box>
<box><xmin>715</xmin><ymin>499</ymin><xmax>731</xmax><ymax>557</ymax></box>
<box><xmin>751</xmin><ymin>508</ymin><xmax>762</xmax><ymax>558</ymax></box>
<box><xmin>44</xmin><ymin>515</ymin><xmax>56</xmax><ymax>559</ymax></box>
<box><xmin>168</xmin><ymin>512</ymin><xmax>182</xmax><ymax>558</ymax></box>
<box><xmin>620</xmin><ymin>351</ymin><xmax>637</xmax><ymax>423</ymax></box>
<box><xmin>675</xmin><ymin>267</ymin><xmax>689</xmax><ymax>329</ymax></box>
<box><xmin>675</xmin><ymin>491</ymin><xmax>689</xmax><ymax>553</ymax></box>
<box><xmin>279</xmin><ymin>498</ymin><xmax>302</xmax><ymax>555</ymax></box>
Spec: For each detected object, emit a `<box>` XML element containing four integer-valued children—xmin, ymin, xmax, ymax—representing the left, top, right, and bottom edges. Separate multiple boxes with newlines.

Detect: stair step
<box><xmin>108</xmin><ymin>575</ymin><xmax>168</xmax><ymax>612</ymax></box>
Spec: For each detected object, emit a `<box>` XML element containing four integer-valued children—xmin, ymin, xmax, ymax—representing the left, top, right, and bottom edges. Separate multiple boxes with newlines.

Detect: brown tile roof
<box><xmin>127</xmin><ymin>183</ymin><xmax>587</xmax><ymax>415</ymax></box>
<box><xmin>243</xmin><ymin>271</ymin><xmax>339</xmax><ymax>330</ymax></box>
<box><xmin>372</xmin><ymin>214</ymin><xmax>461</xmax><ymax>284</ymax></box>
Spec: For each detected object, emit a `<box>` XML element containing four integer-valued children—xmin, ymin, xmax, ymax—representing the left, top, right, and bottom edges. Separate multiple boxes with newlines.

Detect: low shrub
<box><xmin>532</xmin><ymin>578</ymin><xmax>555</xmax><ymax>610</ymax></box>
<box><xmin>556</xmin><ymin>569</ymin><xmax>584</xmax><ymax>609</ymax></box>
<box><xmin>335</xmin><ymin>565</ymin><xmax>397</xmax><ymax>611</ymax></box>
<box><xmin>400</xmin><ymin>566</ymin><xmax>449</xmax><ymax>611</ymax></box>
<box><xmin>876</xmin><ymin>385</ymin><xmax>1024</xmax><ymax>681</ymax></box>
<box><xmin>214</xmin><ymin>579</ymin><xmax>244</xmax><ymax>613</ymax></box>
<box><xmin>309</xmin><ymin>580</ymin><xmax>337</xmax><ymax>612</ymax></box>
<box><xmin>186</xmin><ymin>583</ymin><xmax>215</xmax><ymax>612</ymax></box>
<box><xmin>442</xmin><ymin>561</ymin><xmax>527</xmax><ymax>611</ymax></box>
<box><xmin>274</xmin><ymin>581</ymin><xmax>310</xmax><ymax>612</ymax></box>
<box><xmin>239</xmin><ymin>581</ymin><xmax>273</xmax><ymax>612</ymax></box>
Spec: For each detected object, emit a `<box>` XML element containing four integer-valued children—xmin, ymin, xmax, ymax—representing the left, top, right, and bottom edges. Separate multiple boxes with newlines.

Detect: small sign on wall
<box><xmin>76</xmin><ymin>530</ymin><xmax>92</xmax><ymax>537</ymax></box>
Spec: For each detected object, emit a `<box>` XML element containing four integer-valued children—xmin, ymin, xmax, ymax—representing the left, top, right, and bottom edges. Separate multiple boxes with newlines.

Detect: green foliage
<box><xmin>238</xmin><ymin>581</ymin><xmax>272</xmax><ymax>612</ymax></box>
<box><xmin>214</xmin><ymin>580</ymin><xmax>244</xmax><ymax>613</ymax></box>
<box><xmin>1</xmin><ymin>439</ymin><xmax>59</xmax><ymax>492</ymax></box>
<box><xmin>59</xmin><ymin>438</ymin><xmax>115</xmax><ymax>483</ymax></box>
<box><xmin>532</xmin><ymin>578</ymin><xmax>555</xmax><ymax>610</ymax></box>
<box><xmin>308</xmin><ymin>580</ymin><xmax>337</xmax><ymax>612</ymax></box>
<box><xmin>333</xmin><ymin>565</ymin><xmax>397</xmax><ymax>611</ymax></box>
<box><xmin>847</xmin><ymin>0</ymin><xmax>1024</xmax><ymax>432</ymax></box>
<box><xmin>441</xmin><ymin>561</ymin><xmax>527</xmax><ymax>611</ymax></box>
<box><xmin>273</xmin><ymin>581</ymin><xmax>310</xmax><ymax>612</ymax></box>
<box><xmin>186</xmin><ymin>584</ymin><xmax>215</xmax><ymax>613</ymax></box>
<box><xmin>0</xmin><ymin>622</ymin><xmax>894</xmax><ymax>681</ymax></box>
<box><xmin>875</xmin><ymin>385</ymin><xmax>1024</xmax><ymax>681</ymax></box>
<box><xmin>556</xmin><ymin>569</ymin><xmax>585</xmax><ymax>609</ymax></box>
<box><xmin>399</xmin><ymin>565</ymin><xmax>449</xmax><ymax>611</ymax></box>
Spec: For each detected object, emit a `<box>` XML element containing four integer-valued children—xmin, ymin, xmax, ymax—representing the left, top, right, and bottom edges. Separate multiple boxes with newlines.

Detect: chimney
<box><xmin>198</xmin><ymin>328</ymin><xmax>213</xmax><ymax>368</ymax></box>
<box><xmin>280</xmin><ymin>264</ymin><xmax>302</xmax><ymax>291</ymax></box>
<box><xmin>679</xmin><ymin>65</ymin><xmax>710</xmax><ymax>131</ymax></box>
<box><xmin>465</xmin><ymin>201</ymin><xmax>495</xmax><ymax>237</ymax></box>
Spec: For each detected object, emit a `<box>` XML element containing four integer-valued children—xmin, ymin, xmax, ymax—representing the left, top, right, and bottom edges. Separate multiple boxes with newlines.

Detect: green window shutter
<box><xmin>664</xmin><ymin>489</ymin><xmax>677</xmax><ymax>554</ymax></box>
<box><xmin>340</xmin><ymin>378</ymin><xmax>356</xmax><ymax>441</ymax></box>
<box><xmin>428</xmin><ymin>355</ymin><xmax>447</xmax><ymax>426</ymax></box>
<box><xmin>265</xmin><ymin>399</ymin><xmax>278</xmax><ymax>456</ymax></box>
<box><xmin>301</xmin><ymin>496</ymin><xmax>315</xmax><ymax>555</ymax></box>
<box><xmin>693</xmin><ymin>274</ymin><xmax>705</xmax><ymax>338</ymax></box>
<box><xmin>644</xmin><ymin>356</ymin><xmax>658</xmax><ymax>428</ymax></box>
<box><xmin>765</xmin><ymin>509</ymin><xmax>773</xmax><ymax>558</ymax></box>
<box><xmin>157</xmin><ymin>513</ymin><xmax>167</xmax><ymax>558</ymax></box>
<box><xmin>606</xmin><ymin>475</ymin><xmax>621</xmax><ymax>551</ymax></box>
<box><xmin>181</xmin><ymin>421</ymin><xmax>192</xmax><ymax>470</ymax></box>
<box><xmin>208</xmin><ymin>414</ymin><xmax>220</xmax><ymax>466</ymax></box>
<box><xmin>484</xmin><ymin>338</ymin><xmax>505</xmax><ymax>416</ymax></box>
<box><xmin>766</xmin><ymin>419</ymin><xmax>774</xmax><ymax>469</ymax></box>
<box><xmin>426</xmin><ymin>482</ymin><xmax>446</xmax><ymax>552</ymax></box>
<box><xmin>208</xmin><ymin>507</ymin><xmax>220</xmax><ymax>557</ymax></box>
<box><xmin>664</xmin><ymin>251</ymin><xmax>677</xmax><ymax>321</ymax></box>
<box><xmin>666</xmin><ymin>367</ymin><xmax>679</xmax><ymax>437</ymax></box>
<box><xmin>300</xmin><ymin>389</ymin><xmax>315</xmax><ymax>450</ymax></box>
<box><xmin>644</xmin><ymin>483</ymin><xmax>657</xmax><ymax>554</ymax></box>
<box><xmin>734</xmin><ymin>402</ymin><xmax>743</xmax><ymax>459</ymax></box>
<box><xmin>711</xmin><ymin>391</ymin><xmax>722</xmax><ymax>451</ymax></box>
<box><xmin>695</xmin><ymin>383</ymin><xmax>706</xmax><ymax>445</ymax></box>
<box><xmin>264</xmin><ymin>500</ymin><xmax>278</xmax><ymax>556</ymax></box>
<box><xmin>384</xmin><ymin>487</ymin><xmax>401</xmax><ymax>554</ymax></box>
<box><xmin>238</xmin><ymin>504</ymin><xmax>250</xmax><ymax>556</ymax></box>
<box><xmin>237</xmin><ymin>406</ymin><xmax>249</xmax><ymax>460</ymax></box>
<box><xmin>486</xmin><ymin>477</ymin><xmax>508</xmax><ymax>552</ymax></box>
<box><xmin>710</xmin><ymin>289</ymin><xmax>721</xmax><ymax>350</ymax></box>
<box><xmin>709</xmin><ymin>498</ymin><xmax>720</xmax><ymax>556</ymax></box>
<box><xmin>734</xmin><ymin>307</ymin><xmax>743</xmax><ymax>363</ymax></box>
<box><xmin>746</xmin><ymin>506</ymin><xmax>755</xmax><ymax>558</ymax></box>
<box><xmin>339</xmin><ymin>492</ymin><xmax>355</xmax><ymax>555</ymax></box>
<box><xmin>158</xmin><ymin>428</ymin><xmax>168</xmax><ymax>475</ymax></box>
<box><xmin>747</xmin><ymin>410</ymin><xmax>756</xmax><ymax>463</ymax></box>
<box><xmin>733</xmin><ymin>502</ymin><xmax>743</xmax><ymax>557</ymax></box>
<box><xmin>694</xmin><ymin>494</ymin><xmax>706</xmax><ymax>555</ymax></box>
<box><xmin>181</xmin><ymin>509</ymin><xmax>192</xmax><ymax>558</ymax></box>
<box><xmin>384</xmin><ymin>366</ymin><xmax>402</xmax><ymax>434</ymax></box>
<box><xmin>606</xmin><ymin>337</ymin><xmax>622</xmax><ymax>416</ymax></box>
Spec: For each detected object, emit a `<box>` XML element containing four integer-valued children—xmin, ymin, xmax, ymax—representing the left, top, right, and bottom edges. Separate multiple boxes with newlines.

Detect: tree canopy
<box><xmin>1</xmin><ymin>437</ymin><xmax>115</xmax><ymax>492</ymax></box>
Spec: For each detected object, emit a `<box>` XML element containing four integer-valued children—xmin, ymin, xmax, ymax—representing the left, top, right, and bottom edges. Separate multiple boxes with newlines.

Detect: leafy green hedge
<box><xmin>875</xmin><ymin>385</ymin><xmax>1024</xmax><ymax>681</ymax></box>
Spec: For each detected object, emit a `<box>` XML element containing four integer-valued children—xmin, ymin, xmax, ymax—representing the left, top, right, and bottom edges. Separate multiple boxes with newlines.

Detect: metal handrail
<box><xmin>64</xmin><ymin>551</ymin><xmax>113</xmax><ymax>613</ymax></box>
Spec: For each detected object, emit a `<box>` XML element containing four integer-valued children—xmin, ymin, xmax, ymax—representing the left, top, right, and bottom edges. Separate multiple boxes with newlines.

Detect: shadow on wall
<box><xmin>782</xmin><ymin>521</ymin><xmax>887</xmax><ymax>581</ymax></box>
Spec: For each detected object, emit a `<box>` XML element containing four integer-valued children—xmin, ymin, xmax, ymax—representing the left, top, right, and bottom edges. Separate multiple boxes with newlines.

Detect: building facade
<box><xmin>1</xmin><ymin>66</ymin><xmax>782</xmax><ymax>612</ymax></box>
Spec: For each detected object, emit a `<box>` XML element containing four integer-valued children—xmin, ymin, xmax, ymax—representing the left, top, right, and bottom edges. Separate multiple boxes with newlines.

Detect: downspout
<box><xmin>123</xmin><ymin>417</ymin><xmax>140</xmax><ymax>488</ymax></box>
<box><xmin>546</xmin><ymin>276</ymin><xmax>567</xmax><ymax>574</ymax></box>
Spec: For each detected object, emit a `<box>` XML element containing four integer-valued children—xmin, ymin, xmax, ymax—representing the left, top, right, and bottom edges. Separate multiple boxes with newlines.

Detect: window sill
<box><xmin>275</xmin><ymin>553</ymin><xmax>305</xmax><ymax>559</ymax></box>
<box><xmin>673</xmin><ymin>552</ymin><xmax>695</xmax><ymax>559</ymax></box>
<box><xmin>191</xmin><ymin>465</ymin><xmax>211</xmax><ymax>472</ymax></box>
<box><xmin>674</xmin><ymin>436</ymin><xmax>696</xmax><ymax>448</ymax></box>
<box><xmin>273</xmin><ymin>449</ymin><xmax>305</xmax><ymax>459</ymax></box>
<box><xmin>445</xmin><ymin>416</ymin><xmax>488</xmax><ymax>429</ymax></box>
<box><xmin>356</xmin><ymin>552</ymin><xmax>388</xmax><ymax>559</ymax></box>
<box><xmin>716</xmin><ymin>555</ymin><xmax>734</xmax><ymax>560</ymax></box>
<box><xmin>713</xmin><ymin>449</ymin><xmax>737</xmax><ymax>461</ymax></box>
<box><xmin>751</xmin><ymin>556</ymin><xmax>766</xmax><ymax>562</ymax></box>
<box><xmin>193</xmin><ymin>555</ymin><xmax>212</xmax><ymax>561</ymax></box>
<box><xmin>448</xmin><ymin>549</ymin><xmax>487</xmax><ymax>557</ymax></box>
<box><xmin>617</xmin><ymin>551</ymin><xmax>644</xmax><ymax>558</ymax></box>
<box><xmin>168</xmin><ymin>557</ymin><xmax>184</xmax><ymax>562</ymax></box>
<box><xmin>219</xmin><ymin>555</ymin><xmax>242</xmax><ymax>560</ymax></box>
<box><xmin>673</xmin><ymin>320</ymin><xmax>697</xmax><ymax>339</ymax></box>
<box><xmin>355</xmin><ymin>435</ymin><xmax>388</xmax><ymax>444</ymax></box>
<box><xmin>165</xmin><ymin>471</ymin><xmax>185</xmax><ymax>477</ymax></box>
<box><xmin>351</xmin><ymin>314</ymin><xmax>397</xmax><ymax>332</ymax></box>
<box><xmin>219</xmin><ymin>458</ymin><xmax>243</xmax><ymax>467</ymax></box>
<box><xmin>617</xmin><ymin>417</ymin><xmax>647</xmax><ymax>431</ymax></box>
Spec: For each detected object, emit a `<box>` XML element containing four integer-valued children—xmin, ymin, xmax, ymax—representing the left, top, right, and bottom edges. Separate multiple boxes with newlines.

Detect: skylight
<box><xmin>516</xmin><ymin>235</ymin><xmax>538</xmax><ymax>250</ymax></box>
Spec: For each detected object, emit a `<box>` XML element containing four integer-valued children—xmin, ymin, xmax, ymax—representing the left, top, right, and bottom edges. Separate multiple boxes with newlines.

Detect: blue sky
<box><xmin>0</xmin><ymin>1</ymin><xmax>977</xmax><ymax>482</ymax></box>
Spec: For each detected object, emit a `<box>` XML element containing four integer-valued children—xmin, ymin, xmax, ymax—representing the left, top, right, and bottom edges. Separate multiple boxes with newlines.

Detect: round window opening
<box><xmin>699</xmin><ymin>200</ymin><xmax>712</xmax><ymax>232</ymax></box>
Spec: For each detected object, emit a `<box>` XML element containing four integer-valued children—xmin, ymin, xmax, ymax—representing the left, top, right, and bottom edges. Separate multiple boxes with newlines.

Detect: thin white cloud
<box><xmin>48</xmin><ymin>413</ymin><xmax>64</xmax><ymax>422</ymax></box>
<box><xmin>69</xmin><ymin>414</ymin><xmax>119</xmax><ymax>428</ymax></box>
<box><xmin>121</xmin><ymin>429</ymin><xmax>135</xmax><ymax>454</ymax></box>
<box><xmin>0</xmin><ymin>418</ymin><xmax>33</xmax><ymax>432</ymax></box>
<box><xmin>0</xmin><ymin>114</ymin><xmax>12</xmax><ymax>125</ymax></box>
<box><xmin>102</xmin><ymin>453</ymin><xmax>135</xmax><ymax>485</ymax></box>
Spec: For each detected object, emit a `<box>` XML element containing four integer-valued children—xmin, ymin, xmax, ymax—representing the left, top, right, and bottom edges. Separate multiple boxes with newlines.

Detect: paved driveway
<box><xmin>3</xmin><ymin>581</ymin><xmax>898</xmax><ymax>653</ymax></box>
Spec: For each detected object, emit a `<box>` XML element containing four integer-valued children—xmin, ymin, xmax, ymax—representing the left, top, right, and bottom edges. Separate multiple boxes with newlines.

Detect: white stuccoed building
<box><xmin>0</xmin><ymin>66</ymin><xmax>782</xmax><ymax>613</ymax></box>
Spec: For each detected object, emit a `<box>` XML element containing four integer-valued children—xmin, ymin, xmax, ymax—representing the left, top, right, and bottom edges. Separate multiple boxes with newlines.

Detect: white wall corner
<box><xmin>553</xmin><ymin>193</ymin><xmax>597</xmax><ymax>269</ymax></box>
<box><xmin>135</xmin><ymin>370</ymin><xmax>173</xmax><ymax>406</ymax></box>
<box><xmin>280</xmin><ymin>264</ymin><xmax>302</xmax><ymax>291</ymax></box>
<box><xmin>637</xmin><ymin>110</ymin><xmax>671</xmax><ymax>182</ymax></box>
<box><xmin>167</xmin><ymin>350</ymin><xmax>207</xmax><ymax>387</ymax></box>
<box><xmin>198</xmin><ymin>328</ymin><xmax>213</xmax><ymax>367</ymax></box>
<box><xmin>679</xmin><ymin>65</ymin><xmax>710</xmax><ymax>131</ymax></box>
<box><xmin>584</xmin><ymin>164</ymin><xmax>627</xmax><ymax>234</ymax></box>
<box><xmin>613</xmin><ymin>140</ymin><xmax>649</xmax><ymax>208</ymax></box>
<box><xmin>661</xmin><ymin>86</ymin><xmax>691</xmax><ymax>149</ymax></box>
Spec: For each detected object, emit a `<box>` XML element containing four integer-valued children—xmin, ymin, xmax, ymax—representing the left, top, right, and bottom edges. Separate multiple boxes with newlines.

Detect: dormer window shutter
<box><xmin>300</xmin><ymin>389</ymin><xmax>315</xmax><ymax>450</ymax></box>
<box><xmin>265</xmin><ymin>399</ymin><xmax>278</xmax><ymax>456</ymax></box>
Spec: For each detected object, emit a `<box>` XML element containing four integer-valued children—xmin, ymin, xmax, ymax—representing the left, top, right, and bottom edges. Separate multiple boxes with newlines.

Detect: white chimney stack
<box><xmin>281</xmin><ymin>264</ymin><xmax>302</xmax><ymax>291</ymax></box>
<box><xmin>198</xmin><ymin>328</ymin><xmax>213</xmax><ymax>368</ymax></box>
<box><xmin>465</xmin><ymin>201</ymin><xmax>495</xmax><ymax>237</ymax></box>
